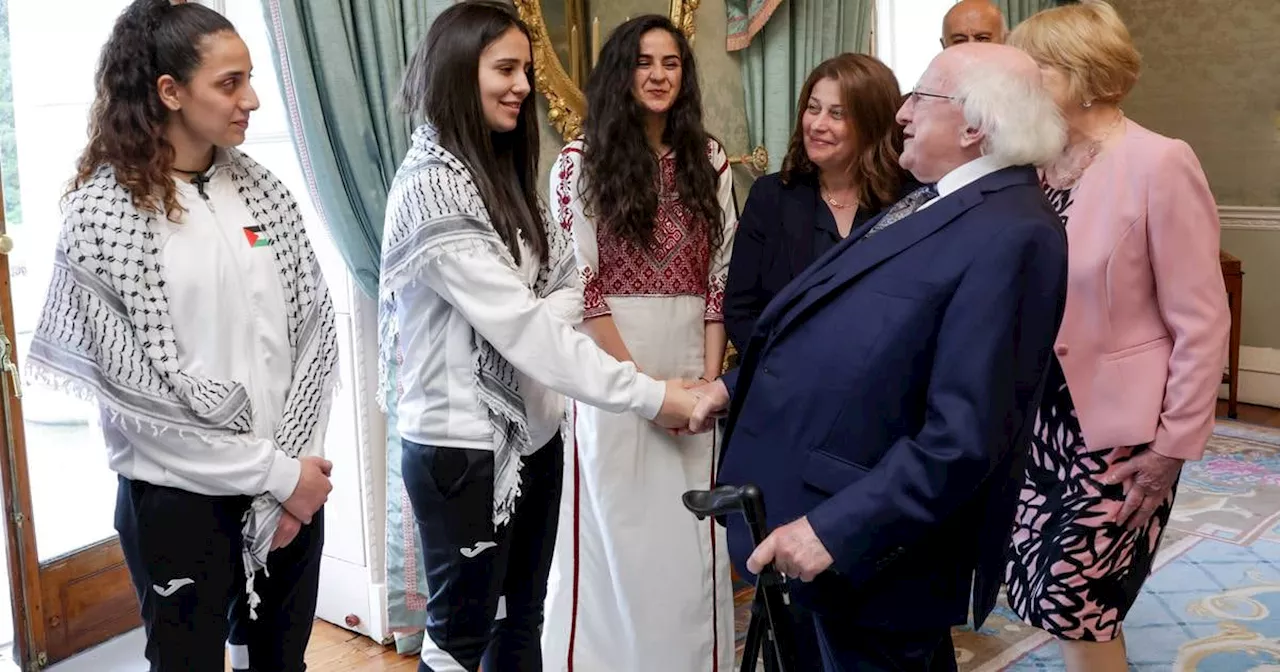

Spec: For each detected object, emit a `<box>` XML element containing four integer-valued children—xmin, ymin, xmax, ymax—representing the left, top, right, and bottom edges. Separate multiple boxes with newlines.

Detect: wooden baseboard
<box><xmin>1222</xmin><ymin>346</ymin><xmax>1280</xmax><ymax>409</ymax></box>
<box><xmin>315</xmin><ymin>556</ymin><xmax>389</xmax><ymax>644</ymax></box>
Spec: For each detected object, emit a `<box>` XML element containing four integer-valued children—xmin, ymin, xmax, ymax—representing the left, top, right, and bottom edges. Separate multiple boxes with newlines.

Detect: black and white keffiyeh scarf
<box><xmin>27</xmin><ymin>150</ymin><xmax>339</xmax><ymax>618</ymax></box>
<box><xmin>378</xmin><ymin>124</ymin><xmax>576</xmax><ymax>528</ymax></box>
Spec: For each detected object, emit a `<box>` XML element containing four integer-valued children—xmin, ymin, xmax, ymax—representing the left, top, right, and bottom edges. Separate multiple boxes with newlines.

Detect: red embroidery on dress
<box><xmin>556</xmin><ymin>148</ymin><xmax>579</xmax><ymax>233</ymax></box>
<box><xmin>591</xmin><ymin>155</ymin><xmax>712</xmax><ymax>303</ymax></box>
<box><xmin>558</xmin><ymin>146</ymin><xmax>610</xmax><ymax>316</ymax></box>
<box><xmin>580</xmin><ymin>265</ymin><xmax>609</xmax><ymax>318</ymax></box>
<box><xmin>567</xmin><ymin>142</ymin><xmax>729</xmax><ymax>319</ymax></box>
<box><xmin>704</xmin><ymin>274</ymin><xmax>725</xmax><ymax>321</ymax></box>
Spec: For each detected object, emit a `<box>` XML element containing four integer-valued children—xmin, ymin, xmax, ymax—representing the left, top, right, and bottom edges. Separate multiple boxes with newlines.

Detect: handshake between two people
<box><xmin>652</xmin><ymin>377</ymin><xmax>730</xmax><ymax>435</ymax></box>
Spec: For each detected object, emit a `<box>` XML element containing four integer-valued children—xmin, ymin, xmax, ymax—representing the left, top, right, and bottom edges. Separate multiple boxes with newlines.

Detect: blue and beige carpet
<box><xmin>735</xmin><ymin>419</ymin><xmax>1280</xmax><ymax>670</ymax></box>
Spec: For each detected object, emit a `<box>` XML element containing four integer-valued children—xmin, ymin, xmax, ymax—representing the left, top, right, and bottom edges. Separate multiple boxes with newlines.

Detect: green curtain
<box><xmin>260</xmin><ymin>0</ymin><xmax>443</xmax><ymax>297</ymax></box>
<box><xmin>735</xmin><ymin>0</ymin><xmax>874</xmax><ymax>173</ymax></box>
<box><xmin>726</xmin><ymin>0</ymin><xmax>784</xmax><ymax>50</ymax></box>
<box><xmin>998</xmin><ymin>0</ymin><xmax>1058</xmax><ymax>28</ymax></box>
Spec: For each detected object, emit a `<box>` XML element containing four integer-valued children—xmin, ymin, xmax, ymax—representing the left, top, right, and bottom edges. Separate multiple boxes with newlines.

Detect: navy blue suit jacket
<box><xmin>715</xmin><ymin>166</ymin><xmax>1068</xmax><ymax>631</ymax></box>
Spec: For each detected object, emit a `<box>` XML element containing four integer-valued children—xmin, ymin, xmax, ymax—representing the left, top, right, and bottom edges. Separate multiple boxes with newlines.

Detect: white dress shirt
<box><xmin>919</xmin><ymin>154</ymin><xmax>1015</xmax><ymax>211</ymax></box>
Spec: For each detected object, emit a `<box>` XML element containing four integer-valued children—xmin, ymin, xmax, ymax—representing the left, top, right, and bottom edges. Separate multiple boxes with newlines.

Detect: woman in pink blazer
<box><xmin>1005</xmin><ymin>3</ymin><xmax>1229</xmax><ymax>670</ymax></box>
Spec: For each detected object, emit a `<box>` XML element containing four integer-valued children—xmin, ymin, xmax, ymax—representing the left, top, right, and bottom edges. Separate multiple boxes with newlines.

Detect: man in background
<box><xmin>942</xmin><ymin>0</ymin><xmax>1007</xmax><ymax>47</ymax></box>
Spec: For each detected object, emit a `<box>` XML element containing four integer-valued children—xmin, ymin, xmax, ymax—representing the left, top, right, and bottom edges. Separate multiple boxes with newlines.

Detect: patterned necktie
<box><xmin>860</xmin><ymin>184</ymin><xmax>939</xmax><ymax>241</ymax></box>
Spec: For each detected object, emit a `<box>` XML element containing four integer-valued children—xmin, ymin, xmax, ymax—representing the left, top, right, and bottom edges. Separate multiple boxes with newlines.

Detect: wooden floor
<box><xmin>298</xmin><ymin>621</ymin><xmax>418</xmax><ymax>671</ymax></box>
<box><xmin>293</xmin><ymin>402</ymin><xmax>1280</xmax><ymax>671</ymax></box>
<box><xmin>1219</xmin><ymin>399</ymin><xmax>1280</xmax><ymax>427</ymax></box>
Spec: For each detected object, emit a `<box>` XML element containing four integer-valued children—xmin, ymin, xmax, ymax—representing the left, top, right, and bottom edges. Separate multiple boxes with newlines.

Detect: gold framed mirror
<box><xmin>514</xmin><ymin>0</ymin><xmax>768</xmax><ymax>172</ymax></box>
<box><xmin>513</xmin><ymin>0</ymin><xmax>700</xmax><ymax>143</ymax></box>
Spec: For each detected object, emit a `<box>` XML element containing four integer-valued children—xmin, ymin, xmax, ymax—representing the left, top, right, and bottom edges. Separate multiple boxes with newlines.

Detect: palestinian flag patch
<box><xmin>243</xmin><ymin>225</ymin><xmax>272</xmax><ymax>248</ymax></box>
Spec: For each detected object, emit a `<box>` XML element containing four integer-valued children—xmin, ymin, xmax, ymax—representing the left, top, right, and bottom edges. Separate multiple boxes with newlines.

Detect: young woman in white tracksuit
<box><xmin>29</xmin><ymin>2</ymin><xmax>338</xmax><ymax>669</ymax></box>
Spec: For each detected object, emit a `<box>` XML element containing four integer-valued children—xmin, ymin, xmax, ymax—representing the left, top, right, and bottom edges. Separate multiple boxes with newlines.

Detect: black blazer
<box><xmin>723</xmin><ymin>172</ymin><xmax>918</xmax><ymax>352</ymax></box>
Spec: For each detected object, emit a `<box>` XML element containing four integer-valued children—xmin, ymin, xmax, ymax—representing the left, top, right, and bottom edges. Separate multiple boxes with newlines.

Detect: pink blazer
<box><xmin>1053</xmin><ymin>120</ymin><xmax>1229</xmax><ymax>462</ymax></box>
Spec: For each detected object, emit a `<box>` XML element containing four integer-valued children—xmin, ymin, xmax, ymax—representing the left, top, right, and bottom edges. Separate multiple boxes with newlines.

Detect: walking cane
<box><xmin>683</xmin><ymin>484</ymin><xmax>798</xmax><ymax>672</ymax></box>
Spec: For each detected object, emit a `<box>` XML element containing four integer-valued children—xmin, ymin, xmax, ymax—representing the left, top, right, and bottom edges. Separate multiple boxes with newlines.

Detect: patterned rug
<box><xmin>734</xmin><ymin>419</ymin><xmax>1280</xmax><ymax>671</ymax></box>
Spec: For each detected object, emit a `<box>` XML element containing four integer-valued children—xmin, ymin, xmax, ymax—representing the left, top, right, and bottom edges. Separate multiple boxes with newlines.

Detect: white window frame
<box><xmin>874</xmin><ymin>0</ymin><xmax>959</xmax><ymax>93</ymax></box>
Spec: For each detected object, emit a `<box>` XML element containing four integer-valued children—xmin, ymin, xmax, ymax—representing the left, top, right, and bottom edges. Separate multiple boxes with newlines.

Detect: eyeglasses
<box><xmin>906</xmin><ymin>89</ymin><xmax>956</xmax><ymax>103</ymax></box>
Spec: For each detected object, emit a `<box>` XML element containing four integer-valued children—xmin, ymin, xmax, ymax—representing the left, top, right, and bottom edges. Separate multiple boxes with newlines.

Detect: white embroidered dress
<box><xmin>542</xmin><ymin>140</ymin><xmax>737</xmax><ymax>672</ymax></box>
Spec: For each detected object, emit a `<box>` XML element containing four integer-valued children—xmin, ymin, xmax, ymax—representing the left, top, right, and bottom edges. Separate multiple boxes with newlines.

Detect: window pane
<box><xmin>4</xmin><ymin>0</ymin><xmax>134</xmax><ymax>562</ymax></box>
<box><xmin>877</xmin><ymin>0</ymin><xmax>956</xmax><ymax>93</ymax></box>
<box><xmin>218</xmin><ymin>0</ymin><xmax>353</xmax><ymax>314</ymax></box>
<box><xmin>224</xmin><ymin>1</ymin><xmax>291</xmax><ymax>140</ymax></box>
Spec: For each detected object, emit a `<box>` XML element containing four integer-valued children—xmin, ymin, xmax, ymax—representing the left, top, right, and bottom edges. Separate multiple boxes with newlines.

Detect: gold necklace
<box><xmin>822</xmin><ymin>189</ymin><xmax>857</xmax><ymax>210</ymax></box>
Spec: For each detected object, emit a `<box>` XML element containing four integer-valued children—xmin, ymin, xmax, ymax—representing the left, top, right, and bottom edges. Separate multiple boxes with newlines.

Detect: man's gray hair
<box><xmin>954</xmin><ymin>63</ymin><xmax>1065</xmax><ymax>167</ymax></box>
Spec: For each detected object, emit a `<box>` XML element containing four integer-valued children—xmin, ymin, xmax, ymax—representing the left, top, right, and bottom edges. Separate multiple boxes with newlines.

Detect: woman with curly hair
<box><xmin>542</xmin><ymin>14</ymin><xmax>737</xmax><ymax>672</ymax></box>
<box><xmin>27</xmin><ymin>1</ymin><xmax>339</xmax><ymax>670</ymax></box>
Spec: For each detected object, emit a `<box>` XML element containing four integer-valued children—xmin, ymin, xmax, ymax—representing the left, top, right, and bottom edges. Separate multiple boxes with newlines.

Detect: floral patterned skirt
<box><xmin>1004</xmin><ymin>358</ymin><xmax>1178</xmax><ymax>641</ymax></box>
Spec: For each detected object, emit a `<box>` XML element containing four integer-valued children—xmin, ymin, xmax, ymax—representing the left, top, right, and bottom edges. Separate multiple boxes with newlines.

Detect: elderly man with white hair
<box><xmin>689</xmin><ymin>43</ymin><xmax>1069</xmax><ymax>670</ymax></box>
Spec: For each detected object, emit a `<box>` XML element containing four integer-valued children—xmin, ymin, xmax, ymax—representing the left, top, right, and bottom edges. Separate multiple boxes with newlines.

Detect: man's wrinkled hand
<box><xmin>746</xmin><ymin>516</ymin><xmax>834</xmax><ymax>582</ymax></box>
<box><xmin>688</xmin><ymin>378</ymin><xmax>729</xmax><ymax>434</ymax></box>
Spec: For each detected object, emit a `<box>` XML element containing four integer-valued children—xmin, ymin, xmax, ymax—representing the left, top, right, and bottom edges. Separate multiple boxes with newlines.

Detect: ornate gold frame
<box><xmin>514</xmin><ymin>0</ymin><xmax>768</xmax><ymax>173</ymax></box>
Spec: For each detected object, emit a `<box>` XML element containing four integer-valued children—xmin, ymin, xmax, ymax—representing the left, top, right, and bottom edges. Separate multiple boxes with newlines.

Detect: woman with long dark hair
<box><xmin>542</xmin><ymin>15</ymin><xmax>736</xmax><ymax>671</ymax></box>
<box><xmin>28</xmin><ymin>2</ymin><xmax>339</xmax><ymax>670</ymax></box>
<box><xmin>378</xmin><ymin>3</ymin><xmax>698</xmax><ymax>670</ymax></box>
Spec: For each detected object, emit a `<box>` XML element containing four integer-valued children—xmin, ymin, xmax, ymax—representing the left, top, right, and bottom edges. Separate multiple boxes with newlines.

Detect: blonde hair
<box><xmin>1007</xmin><ymin>0</ymin><xmax>1141</xmax><ymax>105</ymax></box>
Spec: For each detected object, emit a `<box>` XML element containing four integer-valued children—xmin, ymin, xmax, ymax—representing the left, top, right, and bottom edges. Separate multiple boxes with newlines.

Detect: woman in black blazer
<box><xmin>725</xmin><ymin>53</ymin><xmax>917</xmax><ymax>353</ymax></box>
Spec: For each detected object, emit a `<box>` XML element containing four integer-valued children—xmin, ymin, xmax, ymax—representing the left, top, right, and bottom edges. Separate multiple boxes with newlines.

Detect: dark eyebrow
<box><xmin>493</xmin><ymin>57</ymin><xmax>524</xmax><ymax>67</ymax></box>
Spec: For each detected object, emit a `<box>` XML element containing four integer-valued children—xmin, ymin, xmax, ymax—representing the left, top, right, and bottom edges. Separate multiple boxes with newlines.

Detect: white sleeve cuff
<box><xmin>264</xmin><ymin>451</ymin><xmax>302</xmax><ymax>503</ymax></box>
<box><xmin>634</xmin><ymin>375</ymin><xmax>666</xmax><ymax>421</ymax></box>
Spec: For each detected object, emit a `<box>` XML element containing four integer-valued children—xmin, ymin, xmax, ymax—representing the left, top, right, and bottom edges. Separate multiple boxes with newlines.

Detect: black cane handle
<box><xmin>682</xmin><ymin>484</ymin><xmax>747</xmax><ymax>518</ymax></box>
<box><xmin>682</xmin><ymin>483</ymin><xmax>768</xmax><ymax>547</ymax></box>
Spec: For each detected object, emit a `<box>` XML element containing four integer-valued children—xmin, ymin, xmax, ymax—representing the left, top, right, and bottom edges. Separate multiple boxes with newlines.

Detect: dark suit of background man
<box><xmin>689</xmin><ymin>43</ymin><xmax>1070</xmax><ymax>671</ymax></box>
